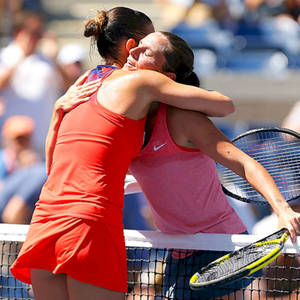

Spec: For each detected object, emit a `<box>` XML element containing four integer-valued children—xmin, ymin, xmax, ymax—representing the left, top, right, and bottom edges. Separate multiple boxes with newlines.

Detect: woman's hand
<box><xmin>278</xmin><ymin>207</ymin><xmax>300</xmax><ymax>243</ymax></box>
<box><xmin>55</xmin><ymin>71</ymin><xmax>101</xmax><ymax>113</ymax></box>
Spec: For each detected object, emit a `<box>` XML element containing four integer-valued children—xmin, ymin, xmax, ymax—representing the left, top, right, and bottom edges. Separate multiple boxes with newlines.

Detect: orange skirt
<box><xmin>10</xmin><ymin>217</ymin><xmax>127</xmax><ymax>292</ymax></box>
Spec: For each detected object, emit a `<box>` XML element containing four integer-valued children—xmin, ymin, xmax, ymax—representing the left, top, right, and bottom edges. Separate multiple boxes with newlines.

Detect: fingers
<box><xmin>291</xmin><ymin>217</ymin><xmax>300</xmax><ymax>243</ymax></box>
<box><xmin>76</xmin><ymin>83</ymin><xmax>99</xmax><ymax>97</ymax></box>
<box><xmin>84</xmin><ymin>78</ymin><xmax>102</xmax><ymax>87</ymax></box>
<box><xmin>286</xmin><ymin>218</ymin><xmax>300</xmax><ymax>243</ymax></box>
<box><xmin>293</xmin><ymin>219</ymin><xmax>300</xmax><ymax>235</ymax></box>
<box><xmin>58</xmin><ymin>76</ymin><xmax>102</xmax><ymax>112</ymax></box>
<box><xmin>76</xmin><ymin>79</ymin><xmax>101</xmax><ymax>95</ymax></box>
<box><xmin>74</xmin><ymin>70</ymin><xmax>103</xmax><ymax>87</ymax></box>
<box><xmin>278</xmin><ymin>210</ymin><xmax>300</xmax><ymax>244</ymax></box>
<box><xmin>63</xmin><ymin>82</ymin><xmax>99</xmax><ymax>101</ymax></box>
<box><xmin>79</xmin><ymin>89</ymin><xmax>98</xmax><ymax>98</ymax></box>
<box><xmin>288</xmin><ymin>226</ymin><xmax>296</xmax><ymax>243</ymax></box>
<box><xmin>74</xmin><ymin>70</ymin><xmax>90</xmax><ymax>86</ymax></box>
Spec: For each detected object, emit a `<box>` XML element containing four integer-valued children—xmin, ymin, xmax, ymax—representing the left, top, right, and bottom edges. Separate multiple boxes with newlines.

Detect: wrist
<box><xmin>274</xmin><ymin>201</ymin><xmax>293</xmax><ymax>215</ymax></box>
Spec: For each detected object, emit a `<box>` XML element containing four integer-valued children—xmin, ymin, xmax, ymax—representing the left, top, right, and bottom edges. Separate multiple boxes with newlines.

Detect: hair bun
<box><xmin>84</xmin><ymin>10</ymin><xmax>108</xmax><ymax>38</ymax></box>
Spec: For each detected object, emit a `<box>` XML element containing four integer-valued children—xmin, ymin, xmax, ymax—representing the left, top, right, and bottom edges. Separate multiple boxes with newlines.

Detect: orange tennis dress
<box><xmin>10</xmin><ymin>66</ymin><xmax>146</xmax><ymax>292</ymax></box>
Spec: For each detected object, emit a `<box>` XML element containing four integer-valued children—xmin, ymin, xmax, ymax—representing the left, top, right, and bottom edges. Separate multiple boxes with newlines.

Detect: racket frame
<box><xmin>220</xmin><ymin>127</ymin><xmax>300</xmax><ymax>205</ymax></box>
<box><xmin>189</xmin><ymin>228</ymin><xmax>289</xmax><ymax>290</ymax></box>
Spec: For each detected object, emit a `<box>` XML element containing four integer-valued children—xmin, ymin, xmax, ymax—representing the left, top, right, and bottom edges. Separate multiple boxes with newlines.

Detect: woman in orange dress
<box><xmin>11</xmin><ymin>7</ymin><xmax>235</xmax><ymax>300</ymax></box>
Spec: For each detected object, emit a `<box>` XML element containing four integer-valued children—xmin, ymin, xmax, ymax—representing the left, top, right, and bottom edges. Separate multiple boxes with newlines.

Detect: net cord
<box><xmin>1</xmin><ymin>223</ymin><xmax>300</xmax><ymax>254</ymax></box>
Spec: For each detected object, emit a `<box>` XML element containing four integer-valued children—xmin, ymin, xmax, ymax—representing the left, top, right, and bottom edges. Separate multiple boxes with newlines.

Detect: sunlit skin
<box><xmin>123</xmin><ymin>32</ymin><xmax>170</xmax><ymax>75</ymax></box>
<box><xmin>108</xmin><ymin>23</ymin><xmax>155</xmax><ymax>68</ymax></box>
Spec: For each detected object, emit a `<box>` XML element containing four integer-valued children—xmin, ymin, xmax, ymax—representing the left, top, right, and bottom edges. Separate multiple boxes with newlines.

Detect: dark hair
<box><xmin>84</xmin><ymin>7</ymin><xmax>153</xmax><ymax>63</ymax></box>
<box><xmin>160</xmin><ymin>31</ymin><xmax>200</xmax><ymax>87</ymax></box>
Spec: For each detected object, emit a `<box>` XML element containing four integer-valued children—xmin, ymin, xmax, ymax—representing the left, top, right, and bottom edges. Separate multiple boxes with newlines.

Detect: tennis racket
<box><xmin>190</xmin><ymin>127</ymin><xmax>299</xmax><ymax>290</ymax></box>
<box><xmin>189</xmin><ymin>228</ymin><xmax>289</xmax><ymax>290</ymax></box>
<box><xmin>217</xmin><ymin>127</ymin><xmax>300</xmax><ymax>205</ymax></box>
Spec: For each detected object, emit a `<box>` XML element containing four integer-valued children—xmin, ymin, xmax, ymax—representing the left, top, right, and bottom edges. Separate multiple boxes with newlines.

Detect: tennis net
<box><xmin>1</xmin><ymin>224</ymin><xmax>300</xmax><ymax>299</ymax></box>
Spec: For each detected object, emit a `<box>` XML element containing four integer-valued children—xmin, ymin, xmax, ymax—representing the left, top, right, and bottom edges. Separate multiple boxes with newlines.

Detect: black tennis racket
<box><xmin>217</xmin><ymin>127</ymin><xmax>300</xmax><ymax>205</ymax></box>
<box><xmin>189</xmin><ymin>228</ymin><xmax>289</xmax><ymax>290</ymax></box>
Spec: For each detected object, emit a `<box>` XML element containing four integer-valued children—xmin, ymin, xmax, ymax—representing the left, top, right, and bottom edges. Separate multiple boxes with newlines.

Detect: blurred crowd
<box><xmin>0</xmin><ymin>1</ymin><xmax>88</xmax><ymax>226</ymax></box>
<box><xmin>155</xmin><ymin>0</ymin><xmax>300</xmax><ymax>30</ymax></box>
<box><xmin>155</xmin><ymin>0</ymin><xmax>300</xmax><ymax>75</ymax></box>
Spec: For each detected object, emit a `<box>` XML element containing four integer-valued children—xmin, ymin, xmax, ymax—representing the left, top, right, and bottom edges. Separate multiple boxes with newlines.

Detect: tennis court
<box><xmin>1</xmin><ymin>224</ymin><xmax>300</xmax><ymax>299</ymax></box>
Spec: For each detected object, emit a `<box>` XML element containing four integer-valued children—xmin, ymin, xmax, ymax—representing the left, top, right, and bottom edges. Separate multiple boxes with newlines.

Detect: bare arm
<box><xmin>45</xmin><ymin>73</ymin><xmax>101</xmax><ymax>173</ymax></box>
<box><xmin>46</xmin><ymin>69</ymin><xmax>234</xmax><ymax>126</ymax></box>
<box><xmin>178</xmin><ymin>110</ymin><xmax>300</xmax><ymax>242</ymax></box>
<box><xmin>0</xmin><ymin>32</ymin><xmax>38</xmax><ymax>90</ymax></box>
<box><xmin>1</xmin><ymin>195</ymin><xmax>33</xmax><ymax>224</ymax></box>
<box><xmin>111</xmin><ymin>71</ymin><xmax>235</xmax><ymax>119</ymax></box>
<box><xmin>45</xmin><ymin>107</ymin><xmax>64</xmax><ymax>174</ymax></box>
<box><xmin>149</xmin><ymin>71</ymin><xmax>235</xmax><ymax>117</ymax></box>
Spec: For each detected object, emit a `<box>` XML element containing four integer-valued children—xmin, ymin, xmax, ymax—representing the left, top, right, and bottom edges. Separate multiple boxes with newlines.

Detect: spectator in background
<box><xmin>0</xmin><ymin>11</ymin><xmax>61</xmax><ymax>155</ymax></box>
<box><xmin>0</xmin><ymin>115</ymin><xmax>47</xmax><ymax>224</ymax></box>
<box><xmin>244</xmin><ymin>0</ymin><xmax>300</xmax><ymax>21</ymax></box>
<box><xmin>123</xmin><ymin>193</ymin><xmax>152</xmax><ymax>231</ymax></box>
<box><xmin>0</xmin><ymin>98</ymin><xmax>4</xmax><ymax>117</ymax></box>
<box><xmin>0</xmin><ymin>163</ymin><xmax>47</xmax><ymax>224</ymax></box>
<box><xmin>155</xmin><ymin>0</ymin><xmax>215</xmax><ymax>27</ymax></box>
<box><xmin>56</xmin><ymin>43</ymin><xmax>88</xmax><ymax>93</ymax></box>
<box><xmin>0</xmin><ymin>115</ymin><xmax>40</xmax><ymax>182</ymax></box>
<box><xmin>0</xmin><ymin>0</ymin><xmax>43</xmax><ymax>14</ymax></box>
<box><xmin>285</xmin><ymin>0</ymin><xmax>300</xmax><ymax>23</ymax></box>
<box><xmin>21</xmin><ymin>0</ymin><xmax>43</xmax><ymax>12</ymax></box>
<box><xmin>39</xmin><ymin>32</ymin><xmax>89</xmax><ymax>94</ymax></box>
<box><xmin>282</xmin><ymin>101</ymin><xmax>300</xmax><ymax>133</ymax></box>
<box><xmin>0</xmin><ymin>0</ymin><xmax>43</xmax><ymax>43</ymax></box>
<box><xmin>155</xmin><ymin>0</ymin><xmax>238</xmax><ymax>29</ymax></box>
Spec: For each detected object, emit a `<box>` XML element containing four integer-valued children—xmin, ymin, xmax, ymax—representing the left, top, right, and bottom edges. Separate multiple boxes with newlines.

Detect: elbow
<box><xmin>224</xmin><ymin>98</ymin><xmax>235</xmax><ymax>116</ymax></box>
<box><xmin>208</xmin><ymin>91</ymin><xmax>235</xmax><ymax>117</ymax></box>
<box><xmin>217</xmin><ymin>96</ymin><xmax>235</xmax><ymax>117</ymax></box>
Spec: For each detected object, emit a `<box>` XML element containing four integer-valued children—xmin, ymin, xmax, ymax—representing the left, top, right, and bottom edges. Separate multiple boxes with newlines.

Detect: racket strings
<box><xmin>194</xmin><ymin>243</ymin><xmax>279</xmax><ymax>283</ymax></box>
<box><xmin>218</xmin><ymin>130</ymin><xmax>300</xmax><ymax>203</ymax></box>
<box><xmin>221</xmin><ymin>174</ymin><xmax>300</xmax><ymax>188</ymax></box>
<box><xmin>232</xmin><ymin>143</ymin><xmax>300</xmax><ymax>171</ymax></box>
<box><xmin>221</xmin><ymin>168</ymin><xmax>300</xmax><ymax>182</ymax></box>
<box><xmin>244</xmin><ymin>147</ymin><xmax>300</xmax><ymax>161</ymax></box>
<box><xmin>220</xmin><ymin>175</ymin><xmax>300</xmax><ymax>202</ymax></box>
<box><xmin>238</xmin><ymin>156</ymin><xmax>300</xmax><ymax>173</ymax></box>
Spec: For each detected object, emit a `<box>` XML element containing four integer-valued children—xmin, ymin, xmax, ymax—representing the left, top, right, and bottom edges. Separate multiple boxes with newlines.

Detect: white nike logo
<box><xmin>154</xmin><ymin>143</ymin><xmax>167</xmax><ymax>151</ymax></box>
